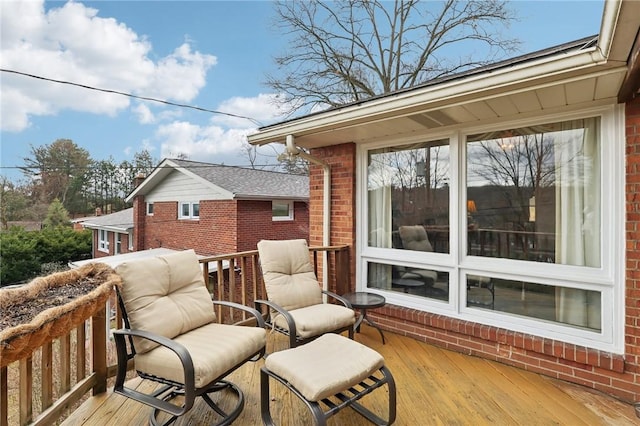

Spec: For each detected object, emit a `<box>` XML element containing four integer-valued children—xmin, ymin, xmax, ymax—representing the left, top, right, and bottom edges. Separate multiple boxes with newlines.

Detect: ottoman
<box><xmin>260</xmin><ymin>333</ymin><xmax>396</xmax><ymax>425</ymax></box>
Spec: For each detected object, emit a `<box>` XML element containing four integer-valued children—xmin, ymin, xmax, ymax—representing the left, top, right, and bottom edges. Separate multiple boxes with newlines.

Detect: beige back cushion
<box><xmin>257</xmin><ymin>239</ymin><xmax>322</xmax><ymax>311</ymax></box>
<box><xmin>399</xmin><ymin>225</ymin><xmax>433</xmax><ymax>252</ymax></box>
<box><xmin>115</xmin><ymin>249</ymin><xmax>215</xmax><ymax>354</ymax></box>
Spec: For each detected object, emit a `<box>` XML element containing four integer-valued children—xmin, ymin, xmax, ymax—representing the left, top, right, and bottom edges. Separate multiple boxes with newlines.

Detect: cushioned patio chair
<box><xmin>395</xmin><ymin>225</ymin><xmax>439</xmax><ymax>288</ymax></box>
<box><xmin>255</xmin><ymin>239</ymin><xmax>355</xmax><ymax>348</ymax></box>
<box><xmin>112</xmin><ymin>249</ymin><xmax>266</xmax><ymax>426</ymax></box>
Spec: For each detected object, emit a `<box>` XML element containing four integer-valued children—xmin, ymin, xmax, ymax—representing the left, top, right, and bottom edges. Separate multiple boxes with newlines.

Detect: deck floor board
<box><xmin>62</xmin><ymin>327</ymin><xmax>638</xmax><ymax>425</ymax></box>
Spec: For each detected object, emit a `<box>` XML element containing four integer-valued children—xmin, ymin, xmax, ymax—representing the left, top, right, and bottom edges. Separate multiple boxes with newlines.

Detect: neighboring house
<box><xmin>248</xmin><ymin>1</ymin><xmax>640</xmax><ymax>403</ymax></box>
<box><xmin>125</xmin><ymin>158</ymin><xmax>309</xmax><ymax>255</ymax></box>
<box><xmin>81</xmin><ymin>208</ymin><xmax>134</xmax><ymax>259</ymax></box>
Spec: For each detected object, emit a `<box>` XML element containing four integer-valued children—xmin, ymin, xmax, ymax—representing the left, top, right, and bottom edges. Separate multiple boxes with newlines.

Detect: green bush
<box><xmin>0</xmin><ymin>227</ymin><xmax>92</xmax><ymax>286</ymax></box>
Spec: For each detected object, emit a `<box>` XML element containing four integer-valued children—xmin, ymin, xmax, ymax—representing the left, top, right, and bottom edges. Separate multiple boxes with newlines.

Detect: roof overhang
<box><xmin>248</xmin><ymin>0</ymin><xmax>640</xmax><ymax>149</ymax></box>
<box><xmin>82</xmin><ymin>223</ymin><xmax>133</xmax><ymax>233</ymax></box>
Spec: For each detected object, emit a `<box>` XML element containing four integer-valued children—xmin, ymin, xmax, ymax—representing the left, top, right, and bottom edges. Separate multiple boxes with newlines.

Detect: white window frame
<box><xmin>355</xmin><ymin>105</ymin><xmax>624</xmax><ymax>354</ymax></box>
<box><xmin>115</xmin><ymin>233</ymin><xmax>122</xmax><ymax>255</ymax></box>
<box><xmin>178</xmin><ymin>201</ymin><xmax>200</xmax><ymax>220</ymax></box>
<box><xmin>98</xmin><ymin>229</ymin><xmax>109</xmax><ymax>253</ymax></box>
<box><xmin>272</xmin><ymin>200</ymin><xmax>294</xmax><ymax>221</ymax></box>
<box><xmin>146</xmin><ymin>202</ymin><xmax>154</xmax><ymax>216</ymax></box>
<box><xmin>128</xmin><ymin>231</ymin><xmax>134</xmax><ymax>250</ymax></box>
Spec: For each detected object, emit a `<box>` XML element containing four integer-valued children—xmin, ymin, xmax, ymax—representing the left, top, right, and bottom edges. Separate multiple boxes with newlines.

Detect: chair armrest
<box><xmin>212</xmin><ymin>300</ymin><xmax>266</xmax><ymax>328</ymax></box>
<box><xmin>322</xmin><ymin>290</ymin><xmax>353</xmax><ymax>309</ymax></box>
<box><xmin>254</xmin><ymin>299</ymin><xmax>298</xmax><ymax>347</ymax></box>
<box><xmin>112</xmin><ymin>328</ymin><xmax>195</xmax><ymax>417</ymax></box>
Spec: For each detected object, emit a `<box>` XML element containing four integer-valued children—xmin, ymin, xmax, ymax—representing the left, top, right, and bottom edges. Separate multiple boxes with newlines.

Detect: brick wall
<box><xmin>236</xmin><ymin>200</ymin><xmax>309</xmax><ymax>252</ymax></box>
<box><xmin>140</xmin><ymin>200</ymin><xmax>238</xmax><ymax>255</ymax></box>
<box><xmin>306</xmin><ymin>101</ymin><xmax>640</xmax><ymax>403</ymax></box>
<box><xmin>132</xmin><ymin>196</ymin><xmax>145</xmax><ymax>251</ymax></box>
<box><xmin>309</xmin><ymin>143</ymin><xmax>357</xmax><ymax>287</ymax></box>
<box><xmin>136</xmin><ymin>198</ymin><xmax>309</xmax><ymax>256</ymax></box>
<box><xmin>624</xmin><ymin>95</ymin><xmax>640</xmax><ymax>401</ymax></box>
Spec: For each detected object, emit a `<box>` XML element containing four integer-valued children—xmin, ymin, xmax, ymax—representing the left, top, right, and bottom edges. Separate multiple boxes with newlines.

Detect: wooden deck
<box><xmin>62</xmin><ymin>326</ymin><xmax>638</xmax><ymax>425</ymax></box>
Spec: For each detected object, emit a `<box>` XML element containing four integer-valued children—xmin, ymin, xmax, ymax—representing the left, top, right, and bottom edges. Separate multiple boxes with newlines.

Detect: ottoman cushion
<box><xmin>264</xmin><ymin>333</ymin><xmax>384</xmax><ymax>401</ymax></box>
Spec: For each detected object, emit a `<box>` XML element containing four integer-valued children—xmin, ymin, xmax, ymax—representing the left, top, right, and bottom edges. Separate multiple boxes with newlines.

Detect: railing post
<box><xmin>335</xmin><ymin>247</ymin><xmax>351</xmax><ymax>295</ymax></box>
<box><xmin>91</xmin><ymin>307</ymin><xmax>107</xmax><ymax>395</ymax></box>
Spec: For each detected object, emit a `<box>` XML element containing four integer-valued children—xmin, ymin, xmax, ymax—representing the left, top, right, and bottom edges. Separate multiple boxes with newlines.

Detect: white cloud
<box><xmin>0</xmin><ymin>0</ymin><xmax>216</xmax><ymax>132</ymax></box>
<box><xmin>212</xmin><ymin>93</ymin><xmax>291</xmax><ymax>129</ymax></box>
<box><xmin>156</xmin><ymin>121</ymin><xmax>253</xmax><ymax>162</ymax></box>
<box><xmin>133</xmin><ymin>103</ymin><xmax>155</xmax><ymax>124</ymax></box>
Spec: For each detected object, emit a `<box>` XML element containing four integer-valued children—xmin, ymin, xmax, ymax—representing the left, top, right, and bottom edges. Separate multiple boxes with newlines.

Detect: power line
<box><xmin>0</xmin><ymin>68</ymin><xmax>263</xmax><ymax>126</ymax></box>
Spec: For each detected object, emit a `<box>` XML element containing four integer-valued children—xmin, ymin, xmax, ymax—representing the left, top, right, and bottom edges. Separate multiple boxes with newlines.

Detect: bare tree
<box><xmin>267</xmin><ymin>0</ymin><xmax>519</xmax><ymax>114</ymax></box>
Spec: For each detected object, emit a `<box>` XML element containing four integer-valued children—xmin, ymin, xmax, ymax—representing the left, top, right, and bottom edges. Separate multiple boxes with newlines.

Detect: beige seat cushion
<box><xmin>265</xmin><ymin>333</ymin><xmax>384</xmax><ymax>402</ymax></box>
<box><xmin>257</xmin><ymin>239</ymin><xmax>323</xmax><ymax>311</ymax></box>
<box><xmin>399</xmin><ymin>225</ymin><xmax>433</xmax><ymax>252</ymax></box>
<box><xmin>273</xmin><ymin>303</ymin><xmax>355</xmax><ymax>339</ymax></box>
<box><xmin>135</xmin><ymin>322</ymin><xmax>266</xmax><ymax>388</ymax></box>
<box><xmin>115</xmin><ymin>249</ymin><xmax>215</xmax><ymax>354</ymax></box>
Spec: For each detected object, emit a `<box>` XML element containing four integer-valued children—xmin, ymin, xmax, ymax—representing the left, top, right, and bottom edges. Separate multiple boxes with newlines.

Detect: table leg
<box><xmin>360</xmin><ymin>310</ymin><xmax>386</xmax><ymax>344</ymax></box>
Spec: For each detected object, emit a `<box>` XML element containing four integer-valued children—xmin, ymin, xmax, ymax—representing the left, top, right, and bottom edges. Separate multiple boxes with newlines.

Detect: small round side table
<box><xmin>343</xmin><ymin>292</ymin><xmax>386</xmax><ymax>344</ymax></box>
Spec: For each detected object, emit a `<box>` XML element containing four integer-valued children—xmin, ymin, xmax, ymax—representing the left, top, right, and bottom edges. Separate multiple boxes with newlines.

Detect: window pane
<box><xmin>147</xmin><ymin>203</ymin><xmax>154</xmax><ymax>215</ymax></box>
<box><xmin>367</xmin><ymin>262</ymin><xmax>449</xmax><ymax>302</ymax></box>
<box><xmin>181</xmin><ymin>203</ymin><xmax>190</xmax><ymax>217</ymax></box>
<box><xmin>466</xmin><ymin>118</ymin><xmax>601</xmax><ymax>267</ymax></box>
<box><xmin>367</xmin><ymin>140</ymin><xmax>450</xmax><ymax>254</ymax></box>
<box><xmin>272</xmin><ymin>201</ymin><xmax>292</xmax><ymax>218</ymax></box>
<box><xmin>192</xmin><ymin>203</ymin><xmax>200</xmax><ymax>217</ymax></box>
<box><xmin>466</xmin><ymin>275</ymin><xmax>601</xmax><ymax>331</ymax></box>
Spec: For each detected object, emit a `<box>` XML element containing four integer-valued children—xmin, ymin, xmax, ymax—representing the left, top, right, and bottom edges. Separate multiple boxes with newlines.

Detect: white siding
<box><xmin>145</xmin><ymin>170</ymin><xmax>232</xmax><ymax>202</ymax></box>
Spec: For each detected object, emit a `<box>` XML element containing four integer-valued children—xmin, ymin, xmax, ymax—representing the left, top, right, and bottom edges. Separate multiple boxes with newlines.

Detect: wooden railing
<box><xmin>0</xmin><ymin>245</ymin><xmax>350</xmax><ymax>425</ymax></box>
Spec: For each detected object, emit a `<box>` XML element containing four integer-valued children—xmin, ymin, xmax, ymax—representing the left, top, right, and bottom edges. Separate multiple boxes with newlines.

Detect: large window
<box><xmin>360</xmin><ymin>108</ymin><xmax>621</xmax><ymax>349</ymax></box>
<box><xmin>466</xmin><ymin>118</ymin><xmax>601</xmax><ymax>267</ymax></box>
<box><xmin>366</xmin><ymin>140</ymin><xmax>451</xmax><ymax>301</ymax></box>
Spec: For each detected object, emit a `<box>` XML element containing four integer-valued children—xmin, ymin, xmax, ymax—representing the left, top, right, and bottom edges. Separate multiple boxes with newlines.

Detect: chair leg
<box><xmin>149</xmin><ymin>380</ymin><xmax>244</xmax><ymax>426</ymax></box>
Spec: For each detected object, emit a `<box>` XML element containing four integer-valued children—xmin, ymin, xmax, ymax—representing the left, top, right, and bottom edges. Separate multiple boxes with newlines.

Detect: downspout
<box><xmin>285</xmin><ymin>135</ymin><xmax>331</xmax><ymax>292</ymax></box>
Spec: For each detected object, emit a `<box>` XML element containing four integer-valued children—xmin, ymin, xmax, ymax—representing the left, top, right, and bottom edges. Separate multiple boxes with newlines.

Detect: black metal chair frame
<box><xmin>113</xmin><ymin>289</ymin><xmax>266</xmax><ymax>426</ymax></box>
<box><xmin>260</xmin><ymin>363</ymin><xmax>396</xmax><ymax>425</ymax></box>
<box><xmin>254</xmin><ymin>290</ymin><xmax>354</xmax><ymax>348</ymax></box>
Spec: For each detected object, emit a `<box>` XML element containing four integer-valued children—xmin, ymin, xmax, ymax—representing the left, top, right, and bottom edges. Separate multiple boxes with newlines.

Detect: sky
<box><xmin>0</xmin><ymin>0</ymin><xmax>606</xmax><ymax>183</ymax></box>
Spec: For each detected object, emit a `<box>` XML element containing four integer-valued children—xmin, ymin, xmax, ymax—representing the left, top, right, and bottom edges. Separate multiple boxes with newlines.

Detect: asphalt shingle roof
<box><xmin>169</xmin><ymin>159</ymin><xmax>309</xmax><ymax>199</ymax></box>
<box><xmin>81</xmin><ymin>208</ymin><xmax>133</xmax><ymax>231</ymax></box>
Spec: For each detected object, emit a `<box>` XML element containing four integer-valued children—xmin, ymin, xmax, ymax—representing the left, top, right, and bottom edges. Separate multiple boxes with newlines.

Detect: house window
<box><xmin>128</xmin><ymin>231</ymin><xmax>134</xmax><ymax>250</ymax></box>
<box><xmin>98</xmin><ymin>229</ymin><xmax>109</xmax><ymax>253</ymax></box>
<box><xmin>115</xmin><ymin>233</ymin><xmax>122</xmax><ymax>255</ymax></box>
<box><xmin>146</xmin><ymin>203</ymin><xmax>154</xmax><ymax>215</ymax></box>
<box><xmin>179</xmin><ymin>202</ymin><xmax>200</xmax><ymax>219</ymax></box>
<box><xmin>360</xmin><ymin>107</ymin><xmax>622</xmax><ymax>351</ymax></box>
<box><xmin>273</xmin><ymin>200</ymin><xmax>294</xmax><ymax>221</ymax></box>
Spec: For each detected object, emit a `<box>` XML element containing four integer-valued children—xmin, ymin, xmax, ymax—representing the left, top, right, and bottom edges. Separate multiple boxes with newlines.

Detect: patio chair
<box><xmin>255</xmin><ymin>239</ymin><xmax>355</xmax><ymax>348</ymax></box>
<box><xmin>112</xmin><ymin>249</ymin><xmax>267</xmax><ymax>426</ymax></box>
<box><xmin>395</xmin><ymin>225</ymin><xmax>438</xmax><ymax>283</ymax></box>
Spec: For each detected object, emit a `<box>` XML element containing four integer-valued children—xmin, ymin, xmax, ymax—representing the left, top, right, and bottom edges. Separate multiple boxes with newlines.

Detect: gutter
<box><xmin>285</xmin><ymin>135</ymin><xmax>331</xmax><ymax>292</ymax></box>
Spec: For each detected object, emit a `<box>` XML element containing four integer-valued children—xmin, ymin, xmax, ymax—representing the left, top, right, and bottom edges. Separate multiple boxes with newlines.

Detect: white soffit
<box><xmin>291</xmin><ymin>67</ymin><xmax>626</xmax><ymax>147</ymax></box>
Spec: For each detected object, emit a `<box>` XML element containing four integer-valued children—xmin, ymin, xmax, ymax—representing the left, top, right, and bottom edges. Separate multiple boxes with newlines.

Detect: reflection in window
<box><xmin>466</xmin><ymin>275</ymin><xmax>601</xmax><ymax>331</ymax></box>
<box><xmin>466</xmin><ymin>118</ymin><xmax>601</xmax><ymax>267</ymax></box>
<box><xmin>367</xmin><ymin>262</ymin><xmax>448</xmax><ymax>302</ymax></box>
<box><xmin>272</xmin><ymin>200</ymin><xmax>294</xmax><ymax>221</ymax></box>
<box><xmin>368</xmin><ymin>140</ymin><xmax>450</xmax><ymax>254</ymax></box>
